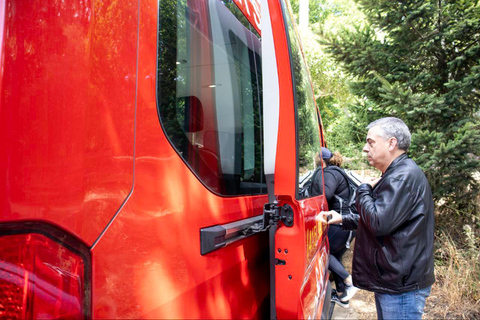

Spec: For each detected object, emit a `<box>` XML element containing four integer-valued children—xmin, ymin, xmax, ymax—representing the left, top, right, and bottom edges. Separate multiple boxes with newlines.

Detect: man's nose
<box><xmin>363</xmin><ymin>144</ymin><xmax>369</xmax><ymax>153</ymax></box>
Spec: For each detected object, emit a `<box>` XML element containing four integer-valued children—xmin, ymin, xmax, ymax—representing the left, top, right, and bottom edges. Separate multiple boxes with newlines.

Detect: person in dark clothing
<box><xmin>320</xmin><ymin>117</ymin><xmax>435</xmax><ymax>320</ymax></box>
<box><xmin>319</xmin><ymin>147</ymin><xmax>359</xmax><ymax>308</ymax></box>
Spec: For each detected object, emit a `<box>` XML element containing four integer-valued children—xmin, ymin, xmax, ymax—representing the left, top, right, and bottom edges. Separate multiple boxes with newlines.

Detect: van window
<box><xmin>283</xmin><ymin>3</ymin><xmax>323</xmax><ymax>197</ymax></box>
<box><xmin>158</xmin><ymin>0</ymin><xmax>266</xmax><ymax>196</ymax></box>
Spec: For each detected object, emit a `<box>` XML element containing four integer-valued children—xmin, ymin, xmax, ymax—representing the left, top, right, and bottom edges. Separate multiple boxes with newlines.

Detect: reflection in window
<box><xmin>158</xmin><ymin>0</ymin><xmax>266</xmax><ymax>195</ymax></box>
<box><xmin>283</xmin><ymin>3</ymin><xmax>322</xmax><ymax>198</ymax></box>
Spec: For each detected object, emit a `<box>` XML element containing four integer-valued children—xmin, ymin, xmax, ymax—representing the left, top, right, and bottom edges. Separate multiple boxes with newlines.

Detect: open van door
<box><xmin>261</xmin><ymin>0</ymin><xmax>331</xmax><ymax>318</ymax></box>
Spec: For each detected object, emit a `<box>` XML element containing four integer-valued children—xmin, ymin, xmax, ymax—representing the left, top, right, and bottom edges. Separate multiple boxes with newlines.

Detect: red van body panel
<box><xmin>268</xmin><ymin>0</ymin><xmax>296</xmax><ymax>198</ymax></box>
<box><xmin>88</xmin><ymin>2</ymin><xmax>271</xmax><ymax>317</ymax></box>
<box><xmin>0</xmin><ymin>0</ymin><xmax>330</xmax><ymax>318</ymax></box>
<box><xmin>1</xmin><ymin>0</ymin><xmax>137</xmax><ymax>245</ymax></box>
<box><xmin>261</xmin><ymin>1</ymin><xmax>329</xmax><ymax>318</ymax></box>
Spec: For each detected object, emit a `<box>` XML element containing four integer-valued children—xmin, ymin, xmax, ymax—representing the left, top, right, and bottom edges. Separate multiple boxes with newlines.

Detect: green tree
<box><xmin>290</xmin><ymin>0</ymin><xmax>330</xmax><ymax>25</ymax></box>
<box><xmin>290</xmin><ymin>0</ymin><xmax>370</xmax><ymax>165</ymax></box>
<box><xmin>323</xmin><ymin>0</ymin><xmax>480</xmax><ymax>214</ymax></box>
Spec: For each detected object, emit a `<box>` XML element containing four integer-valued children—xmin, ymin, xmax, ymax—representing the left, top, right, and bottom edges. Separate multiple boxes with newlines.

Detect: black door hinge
<box><xmin>241</xmin><ymin>202</ymin><xmax>294</xmax><ymax>236</ymax></box>
<box><xmin>263</xmin><ymin>202</ymin><xmax>294</xmax><ymax>228</ymax></box>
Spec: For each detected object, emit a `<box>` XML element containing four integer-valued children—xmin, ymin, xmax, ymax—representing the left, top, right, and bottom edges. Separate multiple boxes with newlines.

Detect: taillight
<box><xmin>0</xmin><ymin>225</ymin><xmax>90</xmax><ymax>319</ymax></box>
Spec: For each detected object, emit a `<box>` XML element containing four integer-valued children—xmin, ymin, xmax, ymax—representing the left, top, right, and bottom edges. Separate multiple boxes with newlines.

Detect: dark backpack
<box><xmin>299</xmin><ymin>167</ymin><xmax>322</xmax><ymax>199</ymax></box>
<box><xmin>325</xmin><ymin>166</ymin><xmax>360</xmax><ymax>249</ymax></box>
<box><xmin>324</xmin><ymin>166</ymin><xmax>360</xmax><ymax>215</ymax></box>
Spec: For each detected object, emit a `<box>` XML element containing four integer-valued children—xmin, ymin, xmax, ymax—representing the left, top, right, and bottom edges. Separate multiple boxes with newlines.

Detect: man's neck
<box><xmin>380</xmin><ymin>151</ymin><xmax>406</xmax><ymax>174</ymax></box>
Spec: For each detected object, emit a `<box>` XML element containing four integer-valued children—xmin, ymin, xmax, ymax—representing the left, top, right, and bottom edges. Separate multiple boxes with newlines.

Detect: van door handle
<box><xmin>200</xmin><ymin>215</ymin><xmax>264</xmax><ymax>255</ymax></box>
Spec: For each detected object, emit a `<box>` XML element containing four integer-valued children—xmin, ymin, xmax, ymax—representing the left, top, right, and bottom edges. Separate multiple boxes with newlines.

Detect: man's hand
<box><xmin>315</xmin><ymin>210</ymin><xmax>342</xmax><ymax>225</ymax></box>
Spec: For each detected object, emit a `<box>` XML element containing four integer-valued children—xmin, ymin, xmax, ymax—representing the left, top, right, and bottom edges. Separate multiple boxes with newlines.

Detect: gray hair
<box><xmin>367</xmin><ymin>117</ymin><xmax>411</xmax><ymax>151</ymax></box>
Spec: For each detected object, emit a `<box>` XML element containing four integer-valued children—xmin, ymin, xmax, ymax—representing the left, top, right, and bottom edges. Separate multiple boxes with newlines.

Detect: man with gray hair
<box><xmin>321</xmin><ymin>117</ymin><xmax>435</xmax><ymax>319</ymax></box>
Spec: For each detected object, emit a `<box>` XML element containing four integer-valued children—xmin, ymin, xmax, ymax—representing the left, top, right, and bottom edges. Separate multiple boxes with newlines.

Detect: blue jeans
<box><xmin>374</xmin><ymin>286</ymin><xmax>431</xmax><ymax>320</ymax></box>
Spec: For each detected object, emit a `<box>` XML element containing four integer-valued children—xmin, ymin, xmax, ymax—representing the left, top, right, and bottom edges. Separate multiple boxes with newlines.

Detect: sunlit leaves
<box><xmin>321</xmin><ymin>0</ymin><xmax>480</xmax><ymax>212</ymax></box>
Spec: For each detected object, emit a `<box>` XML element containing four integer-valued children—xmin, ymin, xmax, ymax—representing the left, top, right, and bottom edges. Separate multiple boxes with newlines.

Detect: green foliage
<box><xmin>411</xmin><ymin>122</ymin><xmax>480</xmax><ymax>207</ymax></box>
<box><xmin>290</xmin><ymin>0</ymin><xmax>334</xmax><ymax>25</ymax></box>
<box><xmin>284</xmin><ymin>3</ymin><xmax>322</xmax><ymax>171</ymax></box>
<box><xmin>322</xmin><ymin>0</ymin><xmax>480</xmax><ymax>213</ymax></box>
<box><xmin>289</xmin><ymin>0</ymin><xmax>372</xmax><ymax>161</ymax></box>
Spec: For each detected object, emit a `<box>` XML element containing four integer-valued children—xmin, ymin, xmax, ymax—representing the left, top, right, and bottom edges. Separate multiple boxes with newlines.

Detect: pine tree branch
<box><xmin>452</xmin><ymin>40</ymin><xmax>479</xmax><ymax>81</ymax></box>
<box><xmin>436</xmin><ymin>0</ymin><xmax>449</xmax><ymax>89</ymax></box>
<box><xmin>457</xmin><ymin>40</ymin><xmax>478</xmax><ymax>57</ymax></box>
<box><xmin>394</xmin><ymin>2</ymin><xmax>442</xmax><ymax>61</ymax></box>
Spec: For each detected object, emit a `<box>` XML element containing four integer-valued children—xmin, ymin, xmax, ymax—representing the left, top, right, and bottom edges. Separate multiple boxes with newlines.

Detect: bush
<box><xmin>429</xmin><ymin>223</ymin><xmax>480</xmax><ymax>318</ymax></box>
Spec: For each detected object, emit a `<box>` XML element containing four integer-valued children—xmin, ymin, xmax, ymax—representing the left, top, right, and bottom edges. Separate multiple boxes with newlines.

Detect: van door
<box><xmin>261</xmin><ymin>0</ymin><xmax>330</xmax><ymax>319</ymax></box>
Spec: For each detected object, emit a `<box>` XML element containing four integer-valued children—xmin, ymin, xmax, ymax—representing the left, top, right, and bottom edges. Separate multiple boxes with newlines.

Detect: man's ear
<box><xmin>388</xmin><ymin>137</ymin><xmax>398</xmax><ymax>151</ymax></box>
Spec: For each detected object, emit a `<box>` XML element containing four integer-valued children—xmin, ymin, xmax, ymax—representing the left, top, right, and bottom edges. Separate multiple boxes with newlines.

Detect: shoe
<box><xmin>331</xmin><ymin>291</ymin><xmax>349</xmax><ymax>309</ymax></box>
<box><xmin>339</xmin><ymin>284</ymin><xmax>358</xmax><ymax>302</ymax></box>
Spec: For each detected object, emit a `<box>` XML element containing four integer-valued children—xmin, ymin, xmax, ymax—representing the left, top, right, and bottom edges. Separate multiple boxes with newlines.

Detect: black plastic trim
<box><xmin>200</xmin><ymin>215</ymin><xmax>263</xmax><ymax>255</ymax></box>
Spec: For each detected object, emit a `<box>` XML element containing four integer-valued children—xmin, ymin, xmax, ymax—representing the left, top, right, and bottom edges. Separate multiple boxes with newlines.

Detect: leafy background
<box><xmin>290</xmin><ymin>0</ymin><xmax>480</xmax><ymax>316</ymax></box>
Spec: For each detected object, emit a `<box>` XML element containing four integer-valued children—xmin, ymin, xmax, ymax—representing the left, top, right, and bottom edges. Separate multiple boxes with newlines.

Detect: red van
<box><xmin>0</xmin><ymin>0</ymin><xmax>331</xmax><ymax>318</ymax></box>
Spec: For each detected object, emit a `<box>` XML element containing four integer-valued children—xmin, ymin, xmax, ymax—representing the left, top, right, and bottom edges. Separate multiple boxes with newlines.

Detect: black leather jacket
<box><xmin>343</xmin><ymin>154</ymin><xmax>435</xmax><ymax>294</ymax></box>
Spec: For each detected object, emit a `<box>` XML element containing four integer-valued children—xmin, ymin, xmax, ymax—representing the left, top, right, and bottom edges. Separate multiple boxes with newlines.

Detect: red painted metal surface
<box><xmin>268</xmin><ymin>0</ymin><xmax>296</xmax><ymax>198</ymax></box>
<box><xmin>265</xmin><ymin>0</ymin><xmax>330</xmax><ymax>318</ymax></box>
<box><xmin>90</xmin><ymin>2</ymin><xmax>270</xmax><ymax>317</ymax></box>
<box><xmin>0</xmin><ymin>0</ymin><xmax>137</xmax><ymax>245</ymax></box>
<box><xmin>0</xmin><ymin>0</ymin><xmax>329</xmax><ymax>318</ymax></box>
<box><xmin>233</xmin><ymin>0</ymin><xmax>261</xmax><ymax>34</ymax></box>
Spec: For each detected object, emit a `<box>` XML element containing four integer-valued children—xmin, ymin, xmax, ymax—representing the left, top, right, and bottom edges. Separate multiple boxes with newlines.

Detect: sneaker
<box><xmin>331</xmin><ymin>291</ymin><xmax>349</xmax><ymax>309</ymax></box>
<box><xmin>339</xmin><ymin>284</ymin><xmax>359</xmax><ymax>302</ymax></box>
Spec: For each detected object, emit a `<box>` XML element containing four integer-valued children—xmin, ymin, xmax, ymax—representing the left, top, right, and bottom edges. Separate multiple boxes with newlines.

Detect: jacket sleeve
<box><xmin>356</xmin><ymin>178</ymin><xmax>415</xmax><ymax>236</ymax></box>
<box><xmin>323</xmin><ymin>170</ymin><xmax>339</xmax><ymax>202</ymax></box>
<box><xmin>341</xmin><ymin>212</ymin><xmax>359</xmax><ymax>230</ymax></box>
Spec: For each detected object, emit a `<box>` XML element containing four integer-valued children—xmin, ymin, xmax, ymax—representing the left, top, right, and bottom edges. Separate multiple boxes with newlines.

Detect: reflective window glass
<box><xmin>158</xmin><ymin>0</ymin><xmax>266</xmax><ymax>195</ymax></box>
<box><xmin>283</xmin><ymin>3</ymin><xmax>323</xmax><ymax>198</ymax></box>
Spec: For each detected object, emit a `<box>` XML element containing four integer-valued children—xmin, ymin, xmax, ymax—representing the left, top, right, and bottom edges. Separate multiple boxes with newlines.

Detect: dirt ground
<box><xmin>332</xmin><ymin>243</ymin><xmax>464</xmax><ymax>319</ymax></box>
<box><xmin>332</xmin><ymin>288</ymin><xmax>376</xmax><ymax>319</ymax></box>
<box><xmin>330</xmin><ymin>242</ymin><xmax>480</xmax><ymax>320</ymax></box>
<box><xmin>331</xmin><ymin>247</ymin><xmax>376</xmax><ymax>319</ymax></box>
<box><xmin>331</xmin><ymin>277</ymin><xmax>480</xmax><ymax>320</ymax></box>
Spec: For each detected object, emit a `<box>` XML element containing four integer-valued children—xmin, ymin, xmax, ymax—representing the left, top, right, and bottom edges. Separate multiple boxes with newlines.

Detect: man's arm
<box><xmin>356</xmin><ymin>178</ymin><xmax>415</xmax><ymax>236</ymax></box>
<box><xmin>341</xmin><ymin>212</ymin><xmax>359</xmax><ymax>230</ymax></box>
<box><xmin>315</xmin><ymin>210</ymin><xmax>358</xmax><ymax>230</ymax></box>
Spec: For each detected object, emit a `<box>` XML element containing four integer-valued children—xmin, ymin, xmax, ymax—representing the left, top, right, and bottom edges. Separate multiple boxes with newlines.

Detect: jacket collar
<box><xmin>383</xmin><ymin>153</ymin><xmax>408</xmax><ymax>176</ymax></box>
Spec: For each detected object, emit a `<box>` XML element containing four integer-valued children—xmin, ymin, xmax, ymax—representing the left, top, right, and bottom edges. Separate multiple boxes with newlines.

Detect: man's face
<box><xmin>363</xmin><ymin>126</ymin><xmax>392</xmax><ymax>172</ymax></box>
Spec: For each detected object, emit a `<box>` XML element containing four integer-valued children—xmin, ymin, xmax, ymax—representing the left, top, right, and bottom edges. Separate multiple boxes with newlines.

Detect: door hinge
<box><xmin>241</xmin><ymin>202</ymin><xmax>294</xmax><ymax>236</ymax></box>
<box><xmin>263</xmin><ymin>202</ymin><xmax>294</xmax><ymax>227</ymax></box>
